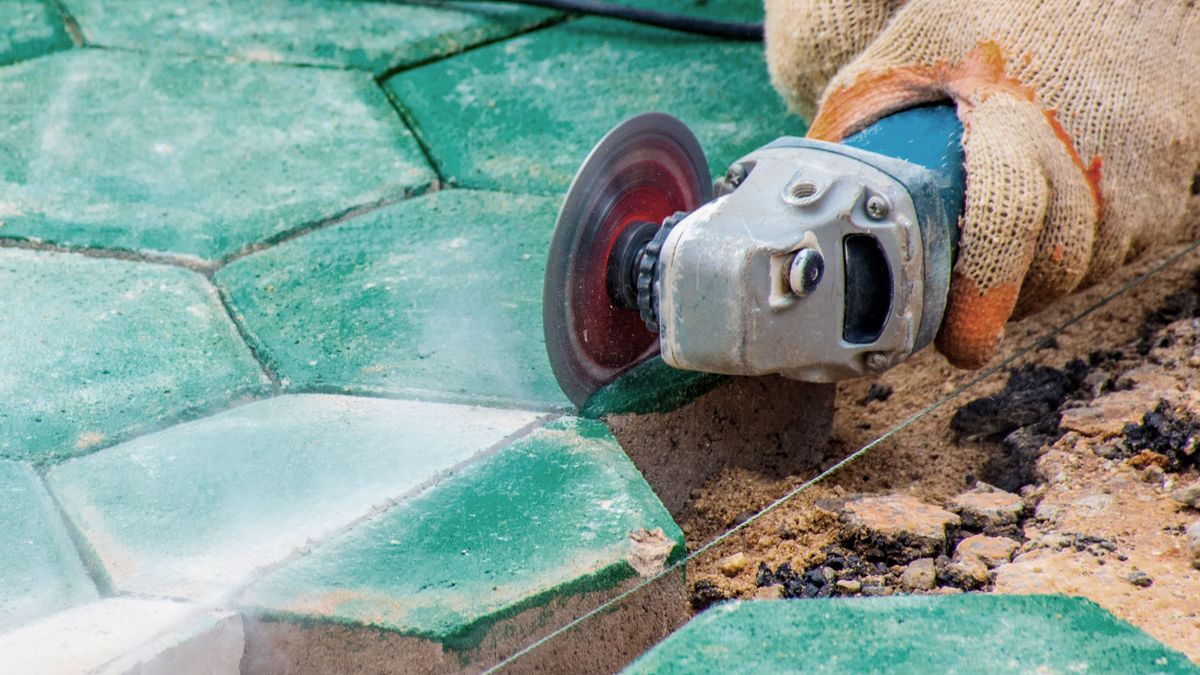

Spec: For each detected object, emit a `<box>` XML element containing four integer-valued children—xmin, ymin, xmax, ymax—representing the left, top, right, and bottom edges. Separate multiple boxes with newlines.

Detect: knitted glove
<box><xmin>767</xmin><ymin>0</ymin><xmax>1200</xmax><ymax>368</ymax></box>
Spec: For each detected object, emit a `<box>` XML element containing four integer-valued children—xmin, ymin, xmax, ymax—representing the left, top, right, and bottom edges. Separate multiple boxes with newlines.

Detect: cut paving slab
<box><xmin>0</xmin><ymin>49</ymin><xmax>433</xmax><ymax>260</ymax></box>
<box><xmin>216</xmin><ymin>189</ymin><xmax>571</xmax><ymax>410</ymax></box>
<box><xmin>625</xmin><ymin>596</ymin><xmax>1200</xmax><ymax>674</ymax></box>
<box><xmin>0</xmin><ymin>1</ymin><xmax>72</xmax><ymax>66</ymax></box>
<box><xmin>386</xmin><ymin>17</ymin><xmax>800</xmax><ymax>196</ymax></box>
<box><xmin>0</xmin><ymin>248</ymin><xmax>268</xmax><ymax>464</ymax></box>
<box><xmin>0</xmin><ymin>461</ymin><xmax>97</xmax><ymax>632</ymax></box>
<box><xmin>0</xmin><ymin>1</ymin><xmax>70</xmax><ymax>66</ymax></box>
<box><xmin>45</xmin><ymin>394</ymin><xmax>541</xmax><ymax>600</ymax></box>
<box><xmin>240</xmin><ymin>416</ymin><xmax>687</xmax><ymax>674</ymax></box>
<box><xmin>62</xmin><ymin>0</ymin><xmax>557</xmax><ymax>74</ymax></box>
<box><xmin>0</xmin><ymin>598</ymin><xmax>243</xmax><ymax>675</ymax></box>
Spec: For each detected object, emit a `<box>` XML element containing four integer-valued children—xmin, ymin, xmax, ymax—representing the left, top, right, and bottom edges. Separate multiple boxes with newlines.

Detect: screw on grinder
<box><xmin>544</xmin><ymin>105</ymin><xmax>965</xmax><ymax>411</ymax></box>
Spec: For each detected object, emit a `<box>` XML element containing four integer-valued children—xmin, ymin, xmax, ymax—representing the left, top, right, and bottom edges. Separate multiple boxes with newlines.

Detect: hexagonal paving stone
<box><xmin>239</xmin><ymin>416</ymin><xmax>685</xmax><ymax>673</ymax></box>
<box><xmin>625</xmin><ymin>597</ymin><xmax>1200</xmax><ymax>674</ymax></box>
<box><xmin>62</xmin><ymin>0</ymin><xmax>556</xmax><ymax>74</ymax></box>
<box><xmin>0</xmin><ymin>49</ymin><xmax>432</xmax><ymax>260</ymax></box>
<box><xmin>0</xmin><ymin>461</ymin><xmax>97</xmax><ymax>632</ymax></box>
<box><xmin>0</xmin><ymin>248</ymin><xmax>268</xmax><ymax>464</ymax></box>
<box><xmin>45</xmin><ymin>394</ymin><xmax>543</xmax><ymax>599</ymax></box>
<box><xmin>215</xmin><ymin>189</ymin><xmax>571</xmax><ymax>410</ymax></box>
<box><xmin>384</xmin><ymin>18</ymin><xmax>800</xmax><ymax>196</ymax></box>
<box><xmin>0</xmin><ymin>1</ymin><xmax>72</xmax><ymax>67</ymax></box>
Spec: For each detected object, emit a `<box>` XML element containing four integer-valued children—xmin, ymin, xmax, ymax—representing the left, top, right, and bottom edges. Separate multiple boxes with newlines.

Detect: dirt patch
<box><xmin>680</xmin><ymin>243</ymin><xmax>1200</xmax><ymax>662</ymax></box>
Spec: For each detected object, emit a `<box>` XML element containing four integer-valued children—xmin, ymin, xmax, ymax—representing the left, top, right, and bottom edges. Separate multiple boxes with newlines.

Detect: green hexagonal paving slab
<box><xmin>45</xmin><ymin>394</ymin><xmax>542</xmax><ymax>599</ymax></box>
<box><xmin>0</xmin><ymin>49</ymin><xmax>433</xmax><ymax>261</ymax></box>
<box><xmin>240</xmin><ymin>416</ymin><xmax>682</xmax><ymax>654</ymax></box>
<box><xmin>0</xmin><ymin>461</ymin><xmax>97</xmax><ymax>632</ymax></box>
<box><xmin>215</xmin><ymin>189</ymin><xmax>570</xmax><ymax>410</ymax></box>
<box><xmin>385</xmin><ymin>17</ymin><xmax>800</xmax><ymax>196</ymax></box>
<box><xmin>0</xmin><ymin>1</ymin><xmax>72</xmax><ymax>67</ymax></box>
<box><xmin>62</xmin><ymin>0</ymin><xmax>557</xmax><ymax>74</ymax></box>
<box><xmin>0</xmin><ymin>248</ymin><xmax>268</xmax><ymax>464</ymax></box>
<box><xmin>625</xmin><ymin>597</ymin><xmax>1199</xmax><ymax>674</ymax></box>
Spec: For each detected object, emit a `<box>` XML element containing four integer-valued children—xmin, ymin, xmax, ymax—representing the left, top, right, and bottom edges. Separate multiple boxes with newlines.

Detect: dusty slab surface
<box><xmin>240</xmin><ymin>417</ymin><xmax>684</xmax><ymax>672</ymax></box>
<box><xmin>625</xmin><ymin>597</ymin><xmax>1198</xmax><ymax>674</ymax></box>
<box><xmin>0</xmin><ymin>249</ymin><xmax>267</xmax><ymax>464</ymax></box>
<box><xmin>46</xmin><ymin>394</ymin><xmax>540</xmax><ymax>598</ymax></box>
<box><xmin>0</xmin><ymin>49</ymin><xmax>432</xmax><ymax>259</ymax></box>
<box><xmin>63</xmin><ymin>0</ymin><xmax>555</xmax><ymax>73</ymax></box>
<box><xmin>0</xmin><ymin>461</ymin><xmax>97</xmax><ymax>631</ymax></box>
<box><xmin>0</xmin><ymin>1</ymin><xmax>71</xmax><ymax>66</ymax></box>
<box><xmin>0</xmin><ymin>598</ymin><xmax>242</xmax><ymax>675</ymax></box>
<box><xmin>386</xmin><ymin>17</ymin><xmax>798</xmax><ymax>195</ymax></box>
<box><xmin>216</xmin><ymin>190</ymin><xmax>568</xmax><ymax>409</ymax></box>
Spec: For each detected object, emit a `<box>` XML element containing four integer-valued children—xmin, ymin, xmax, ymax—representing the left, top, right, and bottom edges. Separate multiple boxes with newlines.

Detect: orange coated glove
<box><xmin>766</xmin><ymin>0</ymin><xmax>1200</xmax><ymax>368</ymax></box>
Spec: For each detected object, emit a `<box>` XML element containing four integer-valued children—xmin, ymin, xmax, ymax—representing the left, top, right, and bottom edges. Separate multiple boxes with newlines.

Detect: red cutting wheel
<box><xmin>543</xmin><ymin>113</ymin><xmax>711</xmax><ymax>407</ymax></box>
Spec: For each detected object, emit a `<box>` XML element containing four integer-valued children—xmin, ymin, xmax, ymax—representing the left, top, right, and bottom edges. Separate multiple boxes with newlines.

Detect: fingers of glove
<box><xmin>935</xmin><ymin>95</ymin><xmax>1057</xmax><ymax>369</ymax></box>
<box><xmin>765</xmin><ymin>0</ymin><xmax>905</xmax><ymax>120</ymax></box>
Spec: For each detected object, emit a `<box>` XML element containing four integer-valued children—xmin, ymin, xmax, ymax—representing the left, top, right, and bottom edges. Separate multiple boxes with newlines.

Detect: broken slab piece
<box><xmin>240</xmin><ymin>417</ymin><xmax>687</xmax><ymax>674</ymax></box>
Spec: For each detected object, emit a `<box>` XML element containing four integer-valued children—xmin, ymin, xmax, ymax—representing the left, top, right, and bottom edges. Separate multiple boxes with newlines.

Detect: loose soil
<box><xmin>679</xmin><ymin>242</ymin><xmax>1200</xmax><ymax>662</ymax></box>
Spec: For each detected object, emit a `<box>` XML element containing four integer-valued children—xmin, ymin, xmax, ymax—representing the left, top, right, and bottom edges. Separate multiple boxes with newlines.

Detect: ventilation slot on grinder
<box><xmin>842</xmin><ymin>234</ymin><xmax>892</xmax><ymax>344</ymax></box>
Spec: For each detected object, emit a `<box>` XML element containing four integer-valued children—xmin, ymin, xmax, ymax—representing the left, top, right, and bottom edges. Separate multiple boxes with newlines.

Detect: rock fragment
<box><xmin>900</xmin><ymin>558</ymin><xmax>936</xmax><ymax>591</ymax></box>
<box><xmin>1187</xmin><ymin>520</ymin><xmax>1200</xmax><ymax>569</ymax></box>
<box><xmin>840</xmin><ymin>494</ymin><xmax>960</xmax><ymax>559</ymax></box>
<box><xmin>954</xmin><ymin>534</ymin><xmax>1019</xmax><ymax>569</ymax></box>
<box><xmin>716</xmin><ymin>552</ymin><xmax>748</xmax><ymax>577</ymax></box>
<box><xmin>948</xmin><ymin>487</ymin><xmax>1025</xmax><ymax>530</ymax></box>
<box><xmin>1126</xmin><ymin>570</ymin><xmax>1153</xmax><ymax>588</ymax></box>
<box><xmin>1172</xmin><ymin>481</ymin><xmax>1200</xmax><ymax>508</ymax></box>
<box><xmin>943</xmin><ymin>556</ymin><xmax>990</xmax><ymax>590</ymax></box>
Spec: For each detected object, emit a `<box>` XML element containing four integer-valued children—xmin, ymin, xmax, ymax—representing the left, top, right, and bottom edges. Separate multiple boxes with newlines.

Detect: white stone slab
<box><xmin>45</xmin><ymin>394</ymin><xmax>542</xmax><ymax>599</ymax></box>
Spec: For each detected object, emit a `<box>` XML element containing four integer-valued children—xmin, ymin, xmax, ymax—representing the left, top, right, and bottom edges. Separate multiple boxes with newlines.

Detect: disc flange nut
<box><xmin>788</xmin><ymin>248</ymin><xmax>824</xmax><ymax>297</ymax></box>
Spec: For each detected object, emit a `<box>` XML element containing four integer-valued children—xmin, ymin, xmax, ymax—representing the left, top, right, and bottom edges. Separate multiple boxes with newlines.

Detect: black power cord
<box><xmin>478</xmin><ymin>0</ymin><xmax>763</xmax><ymax>41</ymax></box>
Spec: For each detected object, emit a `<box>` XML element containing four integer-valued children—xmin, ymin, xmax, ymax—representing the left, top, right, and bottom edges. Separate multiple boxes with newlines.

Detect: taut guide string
<box><xmin>484</xmin><ymin>237</ymin><xmax>1200</xmax><ymax>674</ymax></box>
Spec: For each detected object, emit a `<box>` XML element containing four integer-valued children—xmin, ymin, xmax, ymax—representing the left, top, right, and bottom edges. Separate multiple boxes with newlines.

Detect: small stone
<box><xmin>1171</xmin><ymin>481</ymin><xmax>1200</xmax><ymax>508</ymax></box>
<box><xmin>1141</xmin><ymin>465</ymin><xmax>1166</xmax><ymax>484</ymax></box>
<box><xmin>1186</xmin><ymin>520</ymin><xmax>1200</xmax><ymax>563</ymax></box>
<box><xmin>945</xmin><ymin>557</ymin><xmax>990</xmax><ymax>590</ymax></box>
<box><xmin>1126</xmin><ymin>570</ymin><xmax>1153</xmax><ymax>588</ymax></box>
<box><xmin>948</xmin><ymin>489</ymin><xmax>1025</xmax><ymax>529</ymax></box>
<box><xmin>931</xmin><ymin>586</ymin><xmax>964</xmax><ymax>595</ymax></box>
<box><xmin>860</xmin><ymin>585</ymin><xmax>891</xmax><ymax>596</ymax></box>
<box><xmin>900</xmin><ymin>558</ymin><xmax>936</xmax><ymax>591</ymax></box>
<box><xmin>753</xmin><ymin>584</ymin><xmax>784</xmax><ymax>600</ymax></box>
<box><xmin>717</xmin><ymin>552</ymin><xmax>748</xmax><ymax>577</ymax></box>
<box><xmin>954</xmin><ymin>535</ymin><xmax>1020</xmax><ymax>569</ymax></box>
<box><xmin>835</xmin><ymin>579</ymin><xmax>862</xmax><ymax>593</ymax></box>
<box><xmin>840</xmin><ymin>494</ymin><xmax>960</xmax><ymax>559</ymax></box>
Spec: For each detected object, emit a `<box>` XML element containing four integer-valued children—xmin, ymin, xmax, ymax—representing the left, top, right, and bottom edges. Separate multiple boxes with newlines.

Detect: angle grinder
<box><xmin>543</xmin><ymin>104</ymin><xmax>966</xmax><ymax>414</ymax></box>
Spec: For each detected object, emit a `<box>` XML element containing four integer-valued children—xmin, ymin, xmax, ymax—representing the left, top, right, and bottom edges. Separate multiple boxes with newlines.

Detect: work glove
<box><xmin>766</xmin><ymin>0</ymin><xmax>1200</xmax><ymax>368</ymax></box>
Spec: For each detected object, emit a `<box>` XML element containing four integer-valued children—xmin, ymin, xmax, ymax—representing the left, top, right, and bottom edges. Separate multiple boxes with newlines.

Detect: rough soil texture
<box><xmin>681</xmin><ymin>242</ymin><xmax>1200</xmax><ymax>662</ymax></box>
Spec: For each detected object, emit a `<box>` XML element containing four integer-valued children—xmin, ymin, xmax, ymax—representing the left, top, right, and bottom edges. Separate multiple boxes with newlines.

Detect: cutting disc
<box><xmin>543</xmin><ymin>113</ymin><xmax>712</xmax><ymax>407</ymax></box>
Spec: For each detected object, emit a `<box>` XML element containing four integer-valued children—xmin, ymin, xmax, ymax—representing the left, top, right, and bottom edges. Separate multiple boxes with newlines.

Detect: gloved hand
<box><xmin>766</xmin><ymin>0</ymin><xmax>1200</xmax><ymax>368</ymax></box>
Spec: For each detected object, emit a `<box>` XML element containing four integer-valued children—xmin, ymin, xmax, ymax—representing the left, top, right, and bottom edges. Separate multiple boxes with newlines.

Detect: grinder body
<box><xmin>654</xmin><ymin>105</ymin><xmax>964</xmax><ymax>382</ymax></box>
<box><xmin>544</xmin><ymin>104</ymin><xmax>965</xmax><ymax>411</ymax></box>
